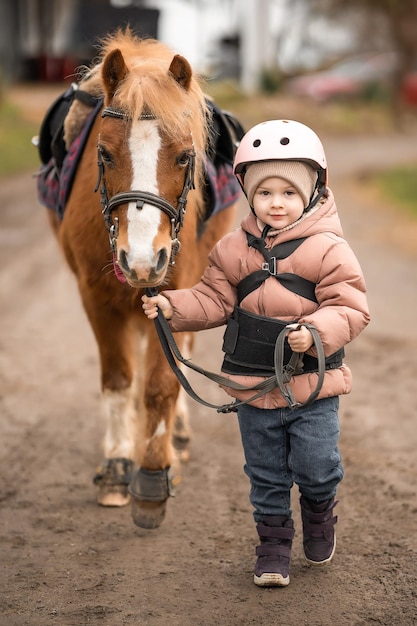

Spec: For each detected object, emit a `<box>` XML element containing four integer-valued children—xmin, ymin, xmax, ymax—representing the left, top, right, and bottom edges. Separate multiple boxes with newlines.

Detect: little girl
<box><xmin>142</xmin><ymin>119</ymin><xmax>370</xmax><ymax>587</ymax></box>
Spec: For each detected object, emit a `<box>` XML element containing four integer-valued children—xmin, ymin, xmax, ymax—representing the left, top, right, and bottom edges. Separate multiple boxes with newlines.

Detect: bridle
<box><xmin>95</xmin><ymin>105</ymin><xmax>196</xmax><ymax>264</ymax></box>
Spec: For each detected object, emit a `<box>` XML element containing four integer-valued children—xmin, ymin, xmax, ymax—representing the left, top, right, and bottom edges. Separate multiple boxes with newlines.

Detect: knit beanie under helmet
<box><xmin>243</xmin><ymin>161</ymin><xmax>318</xmax><ymax>208</ymax></box>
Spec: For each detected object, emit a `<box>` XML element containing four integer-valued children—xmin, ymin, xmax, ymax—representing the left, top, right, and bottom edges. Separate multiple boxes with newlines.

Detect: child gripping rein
<box><xmin>142</xmin><ymin>119</ymin><xmax>370</xmax><ymax>587</ymax></box>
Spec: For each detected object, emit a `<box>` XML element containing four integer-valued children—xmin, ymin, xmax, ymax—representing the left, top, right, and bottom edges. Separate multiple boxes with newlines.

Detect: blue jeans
<box><xmin>237</xmin><ymin>396</ymin><xmax>344</xmax><ymax>522</ymax></box>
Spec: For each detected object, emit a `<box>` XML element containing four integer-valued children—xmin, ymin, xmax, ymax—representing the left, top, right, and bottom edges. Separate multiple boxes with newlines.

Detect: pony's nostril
<box><xmin>118</xmin><ymin>249</ymin><xmax>130</xmax><ymax>272</ymax></box>
<box><xmin>156</xmin><ymin>248</ymin><xmax>168</xmax><ymax>273</ymax></box>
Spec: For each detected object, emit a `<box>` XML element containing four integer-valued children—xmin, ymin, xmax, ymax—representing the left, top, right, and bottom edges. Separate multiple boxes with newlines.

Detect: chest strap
<box><xmin>237</xmin><ymin>233</ymin><xmax>317</xmax><ymax>304</ymax></box>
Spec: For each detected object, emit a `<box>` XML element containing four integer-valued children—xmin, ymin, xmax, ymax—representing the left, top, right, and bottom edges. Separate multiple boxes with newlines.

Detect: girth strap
<box><xmin>238</xmin><ymin>233</ymin><xmax>317</xmax><ymax>304</ymax></box>
<box><xmin>221</xmin><ymin>306</ymin><xmax>344</xmax><ymax>378</ymax></box>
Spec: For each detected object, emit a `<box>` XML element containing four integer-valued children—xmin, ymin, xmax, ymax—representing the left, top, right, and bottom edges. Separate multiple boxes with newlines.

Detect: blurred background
<box><xmin>1</xmin><ymin>0</ymin><xmax>417</xmax><ymax>210</ymax></box>
<box><xmin>1</xmin><ymin>0</ymin><xmax>417</xmax><ymax>104</ymax></box>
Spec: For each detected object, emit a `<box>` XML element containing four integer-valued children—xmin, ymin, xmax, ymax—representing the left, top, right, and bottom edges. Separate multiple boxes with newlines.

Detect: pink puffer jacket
<box><xmin>163</xmin><ymin>189</ymin><xmax>370</xmax><ymax>408</ymax></box>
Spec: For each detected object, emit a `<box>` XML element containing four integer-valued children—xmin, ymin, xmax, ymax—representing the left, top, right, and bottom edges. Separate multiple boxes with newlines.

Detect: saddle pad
<box><xmin>36</xmin><ymin>98</ymin><xmax>103</xmax><ymax>219</ymax></box>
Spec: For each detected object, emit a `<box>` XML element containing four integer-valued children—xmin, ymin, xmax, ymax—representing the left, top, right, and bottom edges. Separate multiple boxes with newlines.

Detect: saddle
<box><xmin>35</xmin><ymin>84</ymin><xmax>244</xmax><ymax>223</ymax></box>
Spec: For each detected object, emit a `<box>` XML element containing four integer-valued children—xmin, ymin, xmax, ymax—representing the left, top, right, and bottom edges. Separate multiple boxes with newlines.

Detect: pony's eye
<box><xmin>98</xmin><ymin>145</ymin><xmax>114</xmax><ymax>166</ymax></box>
<box><xmin>176</xmin><ymin>151</ymin><xmax>191</xmax><ymax>167</ymax></box>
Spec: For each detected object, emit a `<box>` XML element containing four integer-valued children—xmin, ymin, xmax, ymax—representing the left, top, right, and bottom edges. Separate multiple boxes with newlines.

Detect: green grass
<box><xmin>0</xmin><ymin>100</ymin><xmax>41</xmax><ymax>176</ymax></box>
<box><xmin>373</xmin><ymin>164</ymin><xmax>417</xmax><ymax>218</ymax></box>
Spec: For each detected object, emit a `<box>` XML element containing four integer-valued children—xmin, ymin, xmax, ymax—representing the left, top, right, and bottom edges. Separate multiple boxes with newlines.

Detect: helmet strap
<box><xmin>303</xmin><ymin>185</ymin><xmax>327</xmax><ymax>213</ymax></box>
<box><xmin>261</xmin><ymin>224</ymin><xmax>271</xmax><ymax>238</ymax></box>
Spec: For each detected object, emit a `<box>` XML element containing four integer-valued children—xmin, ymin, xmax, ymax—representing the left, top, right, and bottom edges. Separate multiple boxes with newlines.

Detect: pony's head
<box><xmin>95</xmin><ymin>30</ymin><xmax>208</xmax><ymax>288</ymax></box>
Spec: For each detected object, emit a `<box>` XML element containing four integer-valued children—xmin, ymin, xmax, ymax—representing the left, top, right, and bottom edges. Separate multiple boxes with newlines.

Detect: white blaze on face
<box><xmin>127</xmin><ymin>119</ymin><xmax>162</xmax><ymax>266</ymax></box>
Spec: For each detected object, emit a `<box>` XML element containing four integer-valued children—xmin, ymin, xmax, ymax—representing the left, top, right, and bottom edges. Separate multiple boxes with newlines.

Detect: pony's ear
<box><xmin>168</xmin><ymin>54</ymin><xmax>192</xmax><ymax>91</ymax></box>
<box><xmin>102</xmin><ymin>48</ymin><xmax>128</xmax><ymax>100</ymax></box>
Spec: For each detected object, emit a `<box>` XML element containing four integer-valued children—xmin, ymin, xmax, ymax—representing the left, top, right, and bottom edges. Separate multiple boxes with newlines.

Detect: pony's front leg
<box><xmin>87</xmin><ymin>308</ymin><xmax>141</xmax><ymax>508</ymax></box>
<box><xmin>94</xmin><ymin>385</ymin><xmax>139</xmax><ymax>507</ymax></box>
<box><xmin>129</xmin><ymin>326</ymin><xmax>184</xmax><ymax>529</ymax></box>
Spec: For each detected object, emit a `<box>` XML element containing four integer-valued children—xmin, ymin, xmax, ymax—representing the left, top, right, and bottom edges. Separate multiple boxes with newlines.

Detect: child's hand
<box><xmin>141</xmin><ymin>294</ymin><xmax>173</xmax><ymax>320</ymax></box>
<box><xmin>287</xmin><ymin>325</ymin><xmax>314</xmax><ymax>352</ymax></box>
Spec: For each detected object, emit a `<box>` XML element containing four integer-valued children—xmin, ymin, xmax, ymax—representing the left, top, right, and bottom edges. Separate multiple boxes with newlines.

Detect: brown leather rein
<box><xmin>145</xmin><ymin>291</ymin><xmax>326</xmax><ymax>414</ymax></box>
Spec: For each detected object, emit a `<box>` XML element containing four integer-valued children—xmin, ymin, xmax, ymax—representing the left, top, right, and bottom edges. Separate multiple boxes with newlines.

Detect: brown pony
<box><xmin>42</xmin><ymin>30</ymin><xmax>239</xmax><ymax>529</ymax></box>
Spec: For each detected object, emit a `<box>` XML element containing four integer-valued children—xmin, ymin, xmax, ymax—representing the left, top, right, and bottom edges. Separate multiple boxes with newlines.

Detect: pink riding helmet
<box><xmin>233</xmin><ymin>119</ymin><xmax>328</xmax><ymax>192</ymax></box>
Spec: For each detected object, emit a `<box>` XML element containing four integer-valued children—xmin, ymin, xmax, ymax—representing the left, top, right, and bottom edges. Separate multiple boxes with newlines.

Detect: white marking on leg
<box><xmin>144</xmin><ymin>419</ymin><xmax>167</xmax><ymax>449</ymax></box>
<box><xmin>102</xmin><ymin>388</ymin><xmax>137</xmax><ymax>459</ymax></box>
<box><xmin>176</xmin><ymin>333</ymin><xmax>191</xmax><ymax>429</ymax></box>
<box><xmin>155</xmin><ymin>420</ymin><xmax>167</xmax><ymax>437</ymax></box>
<box><xmin>102</xmin><ymin>330</ymin><xmax>146</xmax><ymax>461</ymax></box>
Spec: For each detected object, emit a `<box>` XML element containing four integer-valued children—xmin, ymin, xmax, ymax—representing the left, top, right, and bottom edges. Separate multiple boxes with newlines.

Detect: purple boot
<box><xmin>300</xmin><ymin>496</ymin><xmax>338</xmax><ymax>566</ymax></box>
<box><xmin>254</xmin><ymin>516</ymin><xmax>295</xmax><ymax>587</ymax></box>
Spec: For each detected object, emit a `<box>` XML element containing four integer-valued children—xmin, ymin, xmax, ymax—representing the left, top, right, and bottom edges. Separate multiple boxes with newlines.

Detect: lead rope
<box><xmin>146</xmin><ymin>288</ymin><xmax>326</xmax><ymax>413</ymax></box>
<box><xmin>274</xmin><ymin>323</ymin><xmax>326</xmax><ymax>409</ymax></box>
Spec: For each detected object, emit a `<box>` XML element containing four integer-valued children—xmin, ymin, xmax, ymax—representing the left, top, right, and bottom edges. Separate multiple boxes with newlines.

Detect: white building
<box><xmin>0</xmin><ymin>0</ymin><xmax>356</xmax><ymax>91</ymax></box>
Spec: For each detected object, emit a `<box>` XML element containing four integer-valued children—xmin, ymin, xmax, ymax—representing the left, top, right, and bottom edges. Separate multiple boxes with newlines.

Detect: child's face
<box><xmin>252</xmin><ymin>176</ymin><xmax>305</xmax><ymax>229</ymax></box>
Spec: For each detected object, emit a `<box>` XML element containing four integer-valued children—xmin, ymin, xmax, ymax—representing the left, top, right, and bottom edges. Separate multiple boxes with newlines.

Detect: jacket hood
<box><xmin>241</xmin><ymin>188</ymin><xmax>344</xmax><ymax>245</ymax></box>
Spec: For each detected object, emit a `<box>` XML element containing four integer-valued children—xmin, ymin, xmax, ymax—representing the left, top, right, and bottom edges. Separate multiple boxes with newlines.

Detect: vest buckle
<box><xmin>261</xmin><ymin>257</ymin><xmax>277</xmax><ymax>275</ymax></box>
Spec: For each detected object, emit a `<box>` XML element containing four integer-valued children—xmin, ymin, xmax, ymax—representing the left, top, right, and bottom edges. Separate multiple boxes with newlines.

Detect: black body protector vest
<box><xmin>221</xmin><ymin>232</ymin><xmax>344</xmax><ymax>377</ymax></box>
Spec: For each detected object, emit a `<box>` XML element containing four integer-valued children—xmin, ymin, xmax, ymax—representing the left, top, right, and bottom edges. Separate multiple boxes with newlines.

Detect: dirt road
<box><xmin>1</xmin><ymin>125</ymin><xmax>417</xmax><ymax>625</ymax></box>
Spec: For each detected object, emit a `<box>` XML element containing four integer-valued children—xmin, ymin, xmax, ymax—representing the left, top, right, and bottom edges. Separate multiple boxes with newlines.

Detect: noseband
<box><xmin>95</xmin><ymin>105</ymin><xmax>196</xmax><ymax>264</ymax></box>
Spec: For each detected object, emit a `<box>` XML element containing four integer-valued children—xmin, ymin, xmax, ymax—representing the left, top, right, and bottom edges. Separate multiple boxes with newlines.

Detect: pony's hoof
<box><xmin>93</xmin><ymin>457</ymin><xmax>134</xmax><ymax>507</ymax></box>
<box><xmin>173</xmin><ymin>434</ymin><xmax>191</xmax><ymax>463</ymax></box>
<box><xmin>97</xmin><ymin>486</ymin><xmax>131</xmax><ymax>507</ymax></box>
<box><xmin>177</xmin><ymin>449</ymin><xmax>190</xmax><ymax>463</ymax></box>
<box><xmin>128</xmin><ymin>466</ymin><xmax>179</xmax><ymax>528</ymax></box>
<box><xmin>131</xmin><ymin>499</ymin><xmax>167</xmax><ymax>529</ymax></box>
